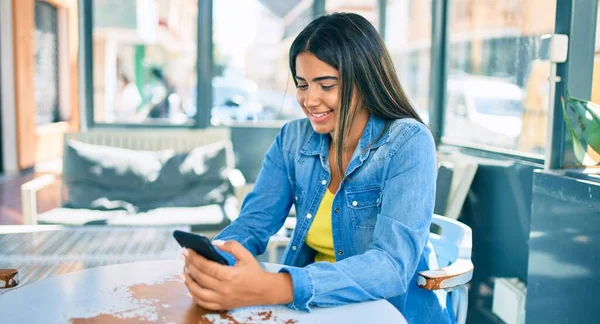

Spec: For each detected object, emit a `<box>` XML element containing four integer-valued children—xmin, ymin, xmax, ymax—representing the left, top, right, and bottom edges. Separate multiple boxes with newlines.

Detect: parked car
<box><xmin>211</xmin><ymin>77</ymin><xmax>263</xmax><ymax>125</ymax></box>
<box><xmin>444</xmin><ymin>75</ymin><xmax>525</xmax><ymax>150</ymax></box>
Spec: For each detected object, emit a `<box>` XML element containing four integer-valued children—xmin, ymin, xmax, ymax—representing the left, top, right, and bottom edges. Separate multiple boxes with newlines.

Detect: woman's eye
<box><xmin>297</xmin><ymin>84</ymin><xmax>308</xmax><ymax>90</ymax></box>
<box><xmin>322</xmin><ymin>84</ymin><xmax>336</xmax><ymax>91</ymax></box>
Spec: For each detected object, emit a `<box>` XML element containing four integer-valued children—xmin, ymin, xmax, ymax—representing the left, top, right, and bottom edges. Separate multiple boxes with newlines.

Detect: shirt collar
<box><xmin>299</xmin><ymin>115</ymin><xmax>390</xmax><ymax>157</ymax></box>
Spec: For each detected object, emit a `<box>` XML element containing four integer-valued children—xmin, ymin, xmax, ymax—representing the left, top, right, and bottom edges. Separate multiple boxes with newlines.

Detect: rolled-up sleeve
<box><xmin>278</xmin><ymin>266</ymin><xmax>315</xmax><ymax>311</ymax></box>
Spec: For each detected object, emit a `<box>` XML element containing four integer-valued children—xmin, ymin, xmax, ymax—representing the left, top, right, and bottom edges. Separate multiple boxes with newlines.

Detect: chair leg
<box><xmin>451</xmin><ymin>289</ymin><xmax>459</xmax><ymax>320</ymax></box>
<box><xmin>456</xmin><ymin>285</ymin><xmax>469</xmax><ymax>324</ymax></box>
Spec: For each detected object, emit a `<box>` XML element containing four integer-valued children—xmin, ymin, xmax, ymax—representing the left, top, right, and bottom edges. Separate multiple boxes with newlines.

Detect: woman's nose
<box><xmin>304</xmin><ymin>88</ymin><xmax>320</xmax><ymax>108</ymax></box>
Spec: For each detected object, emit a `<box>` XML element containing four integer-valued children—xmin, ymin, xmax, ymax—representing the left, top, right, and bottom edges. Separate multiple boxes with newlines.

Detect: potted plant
<box><xmin>561</xmin><ymin>93</ymin><xmax>600</xmax><ymax>167</ymax></box>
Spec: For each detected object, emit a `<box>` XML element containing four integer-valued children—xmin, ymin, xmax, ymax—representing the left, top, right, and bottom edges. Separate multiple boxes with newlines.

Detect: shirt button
<box><xmin>295</xmin><ymin>196</ymin><xmax>299</xmax><ymax>201</ymax></box>
<box><xmin>321</xmin><ymin>180</ymin><xmax>327</xmax><ymax>185</ymax></box>
<box><xmin>334</xmin><ymin>208</ymin><xmax>340</xmax><ymax>213</ymax></box>
<box><xmin>352</xmin><ymin>201</ymin><xmax>358</xmax><ymax>207</ymax></box>
<box><xmin>306</xmin><ymin>213</ymin><xmax>312</xmax><ymax>219</ymax></box>
<box><xmin>337</xmin><ymin>250</ymin><xmax>344</xmax><ymax>255</ymax></box>
<box><xmin>292</xmin><ymin>245</ymin><xmax>297</xmax><ymax>251</ymax></box>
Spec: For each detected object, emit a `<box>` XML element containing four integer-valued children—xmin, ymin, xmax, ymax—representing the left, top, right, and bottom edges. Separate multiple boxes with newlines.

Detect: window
<box><xmin>92</xmin><ymin>0</ymin><xmax>197</xmax><ymax>125</ymax></box>
<box><xmin>443</xmin><ymin>0</ymin><xmax>557</xmax><ymax>155</ymax></box>
<box><xmin>34</xmin><ymin>0</ymin><xmax>60</xmax><ymax>125</ymax></box>
<box><xmin>211</xmin><ymin>0</ymin><xmax>313</xmax><ymax>126</ymax></box>
<box><xmin>384</xmin><ymin>0</ymin><xmax>432</xmax><ymax>123</ymax></box>
<box><xmin>326</xmin><ymin>0</ymin><xmax>379</xmax><ymax>31</ymax></box>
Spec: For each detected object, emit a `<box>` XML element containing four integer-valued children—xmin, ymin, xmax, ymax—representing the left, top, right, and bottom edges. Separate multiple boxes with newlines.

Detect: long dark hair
<box><xmin>290</xmin><ymin>13</ymin><xmax>424</xmax><ymax>177</ymax></box>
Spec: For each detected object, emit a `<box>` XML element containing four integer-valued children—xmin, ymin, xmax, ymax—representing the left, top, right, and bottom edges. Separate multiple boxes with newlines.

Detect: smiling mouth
<box><xmin>310</xmin><ymin>110</ymin><xmax>333</xmax><ymax>118</ymax></box>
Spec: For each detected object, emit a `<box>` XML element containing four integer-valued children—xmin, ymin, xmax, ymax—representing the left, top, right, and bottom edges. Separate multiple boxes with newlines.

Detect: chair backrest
<box><xmin>434</xmin><ymin>164</ymin><xmax>454</xmax><ymax>215</ymax></box>
<box><xmin>436</xmin><ymin>151</ymin><xmax>478</xmax><ymax>220</ymax></box>
<box><xmin>429</xmin><ymin>214</ymin><xmax>472</xmax><ymax>267</ymax></box>
<box><xmin>63</xmin><ymin>128</ymin><xmax>235</xmax><ymax>172</ymax></box>
<box><xmin>63</xmin><ymin>128</ymin><xmax>231</xmax><ymax>153</ymax></box>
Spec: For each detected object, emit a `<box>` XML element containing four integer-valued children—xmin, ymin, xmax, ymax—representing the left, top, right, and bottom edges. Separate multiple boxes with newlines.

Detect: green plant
<box><xmin>561</xmin><ymin>93</ymin><xmax>600</xmax><ymax>165</ymax></box>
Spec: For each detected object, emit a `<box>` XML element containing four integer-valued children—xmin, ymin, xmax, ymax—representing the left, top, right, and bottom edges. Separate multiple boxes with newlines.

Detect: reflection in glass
<box><xmin>385</xmin><ymin>0</ymin><xmax>431</xmax><ymax>123</ymax></box>
<box><xmin>444</xmin><ymin>0</ymin><xmax>557</xmax><ymax>155</ymax></box>
<box><xmin>211</xmin><ymin>0</ymin><xmax>313</xmax><ymax>125</ymax></box>
<box><xmin>92</xmin><ymin>0</ymin><xmax>197</xmax><ymax>125</ymax></box>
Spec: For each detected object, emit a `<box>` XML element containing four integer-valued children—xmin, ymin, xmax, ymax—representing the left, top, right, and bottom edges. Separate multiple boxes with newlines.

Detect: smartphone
<box><xmin>173</xmin><ymin>230</ymin><xmax>229</xmax><ymax>265</ymax></box>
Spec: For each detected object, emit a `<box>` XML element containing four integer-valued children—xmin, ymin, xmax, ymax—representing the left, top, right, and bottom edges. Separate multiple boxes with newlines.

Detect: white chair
<box><xmin>418</xmin><ymin>214</ymin><xmax>474</xmax><ymax>324</ymax></box>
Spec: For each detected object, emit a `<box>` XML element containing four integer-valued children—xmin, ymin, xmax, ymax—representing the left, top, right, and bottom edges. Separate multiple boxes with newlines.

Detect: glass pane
<box><xmin>92</xmin><ymin>0</ymin><xmax>198</xmax><ymax>125</ymax></box>
<box><xmin>34</xmin><ymin>0</ymin><xmax>60</xmax><ymax>125</ymax></box>
<box><xmin>444</xmin><ymin>0</ymin><xmax>557</xmax><ymax>155</ymax></box>
<box><xmin>326</xmin><ymin>0</ymin><xmax>379</xmax><ymax>31</ymax></box>
<box><xmin>211</xmin><ymin>0</ymin><xmax>313</xmax><ymax>126</ymax></box>
<box><xmin>385</xmin><ymin>0</ymin><xmax>432</xmax><ymax>123</ymax></box>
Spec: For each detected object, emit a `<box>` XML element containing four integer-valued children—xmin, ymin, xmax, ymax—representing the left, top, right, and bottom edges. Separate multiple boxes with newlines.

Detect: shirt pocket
<box><xmin>345</xmin><ymin>186</ymin><xmax>382</xmax><ymax>230</ymax></box>
<box><xmin>292</xmin><ymin>185</ymin><xmax>305</xmax><ymax>216</ymax></box>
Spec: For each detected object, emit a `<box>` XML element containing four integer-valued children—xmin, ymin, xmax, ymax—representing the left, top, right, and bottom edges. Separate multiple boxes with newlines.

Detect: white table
<box><xmin>0</xmin><ymin>259</ymin><xmax>407</xmax><ymax>323</ymax></box>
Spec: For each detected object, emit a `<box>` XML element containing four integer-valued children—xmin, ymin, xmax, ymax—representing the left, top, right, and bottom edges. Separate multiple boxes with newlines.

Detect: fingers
<box><xmin>184</xmin><ymin>248</ymin><xmax>230</xmax><ymax>281</ymax></box>
<box><xmin>183</xmin><ymin>272</ymin><xmax>224</xmax><ymax>310</ymax></box>
<box><xmin>191</xmin><ymin>296</ymin><xmax>224</xmax><ymax>311</ymax></box>
<box><xmin>185</xmin><ymin>260</ymin><xmax>222</xmax><ymax>291</ymax></box>
<box><xmin>214</xmin><ymin>241</ymin><xmax>253</xmax><ymax>264</ymax></box>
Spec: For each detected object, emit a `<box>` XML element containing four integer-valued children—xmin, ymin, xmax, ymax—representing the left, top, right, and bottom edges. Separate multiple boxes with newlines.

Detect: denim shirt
<box><xmin>215</xmin><ymin>116</ymin><xmax>454</xmax><ymax>324</ymax></box>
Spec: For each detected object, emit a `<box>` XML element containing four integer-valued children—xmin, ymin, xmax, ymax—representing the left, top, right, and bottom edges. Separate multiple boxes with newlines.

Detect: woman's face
<box><xmin>295</xmin><ymin>52</ymin><xmax>343</xmax><ymax>134</ymax></box>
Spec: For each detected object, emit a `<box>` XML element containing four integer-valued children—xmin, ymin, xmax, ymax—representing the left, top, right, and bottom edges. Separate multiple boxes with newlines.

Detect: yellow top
<box><xmin>305</xmin><ymin>189</ymin><xmax>336</xmax><ymax>263</ymax></box>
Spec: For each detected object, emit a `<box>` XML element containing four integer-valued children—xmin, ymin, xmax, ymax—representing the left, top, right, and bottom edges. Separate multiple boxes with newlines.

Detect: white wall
<box><xmin>0</xmin><ymin>0</ymin><xmax>19</xmax><ymax>175</ymax></box>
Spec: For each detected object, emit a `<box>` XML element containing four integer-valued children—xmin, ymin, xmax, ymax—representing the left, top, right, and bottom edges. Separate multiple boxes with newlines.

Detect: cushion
<box><xmin>63</xmin><ymin>140</ymin><xmax>233</xmax><ymax>212</ymax></box>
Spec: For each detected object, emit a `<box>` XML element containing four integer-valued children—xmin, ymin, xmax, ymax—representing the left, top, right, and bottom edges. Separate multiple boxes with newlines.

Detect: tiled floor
<box><xmin>0</xmin><ymin>170</ymin><xmax>61</xmax><ymax>225</ymax></box>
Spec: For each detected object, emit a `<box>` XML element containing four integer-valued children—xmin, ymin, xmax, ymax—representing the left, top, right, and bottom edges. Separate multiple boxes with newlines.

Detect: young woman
<box><xmin>182</xmin><ymin>13</ymin><xmax>454</xmax><ymax>323</ymax></box>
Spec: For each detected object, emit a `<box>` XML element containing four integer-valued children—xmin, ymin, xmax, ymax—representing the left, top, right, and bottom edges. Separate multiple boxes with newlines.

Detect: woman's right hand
<box><xmin>182</xmin><ymin>240</ymin><xmax>293</xmax><ymax>310</ymax></box>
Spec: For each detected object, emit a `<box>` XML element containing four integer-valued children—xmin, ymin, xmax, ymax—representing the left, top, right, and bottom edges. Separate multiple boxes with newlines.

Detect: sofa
<box><xmin>21</xmin><ymin>128</ymin><xmax>246</xmax><ymax>234</ymax></box>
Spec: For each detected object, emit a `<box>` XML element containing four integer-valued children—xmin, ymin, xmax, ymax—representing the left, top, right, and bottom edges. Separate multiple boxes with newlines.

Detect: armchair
<box><xmin>21</xmin><ymin>129</ymin><xmax>246</xmax><ymax>235</ymax></box>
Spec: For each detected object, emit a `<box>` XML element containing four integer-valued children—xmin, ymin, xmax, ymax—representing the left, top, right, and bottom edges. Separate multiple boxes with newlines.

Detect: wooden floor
<box><xmin>0</xmin><ymin>170</ymin><xmax>61</xmax><ymax>225</ymax></box>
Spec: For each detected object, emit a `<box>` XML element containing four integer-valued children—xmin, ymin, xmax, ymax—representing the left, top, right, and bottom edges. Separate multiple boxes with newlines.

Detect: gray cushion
<box><xmin>63</xmin><ymin>140</ymin><xmax>233</xmax><ymax>212</ymax></box>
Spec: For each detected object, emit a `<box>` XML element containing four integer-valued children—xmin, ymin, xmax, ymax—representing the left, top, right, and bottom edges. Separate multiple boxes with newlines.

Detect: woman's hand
<box><xmin>181</xmin><ymin>240</ymin><xmax>294</xmax><ymax>311</ymax></box>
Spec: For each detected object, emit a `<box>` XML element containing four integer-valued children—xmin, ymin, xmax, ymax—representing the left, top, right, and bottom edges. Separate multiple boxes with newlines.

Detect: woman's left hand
<box><xmin>181</xmin><ymin>240</ymin><xmax>293</xmax><ymax>311</ymax></box>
